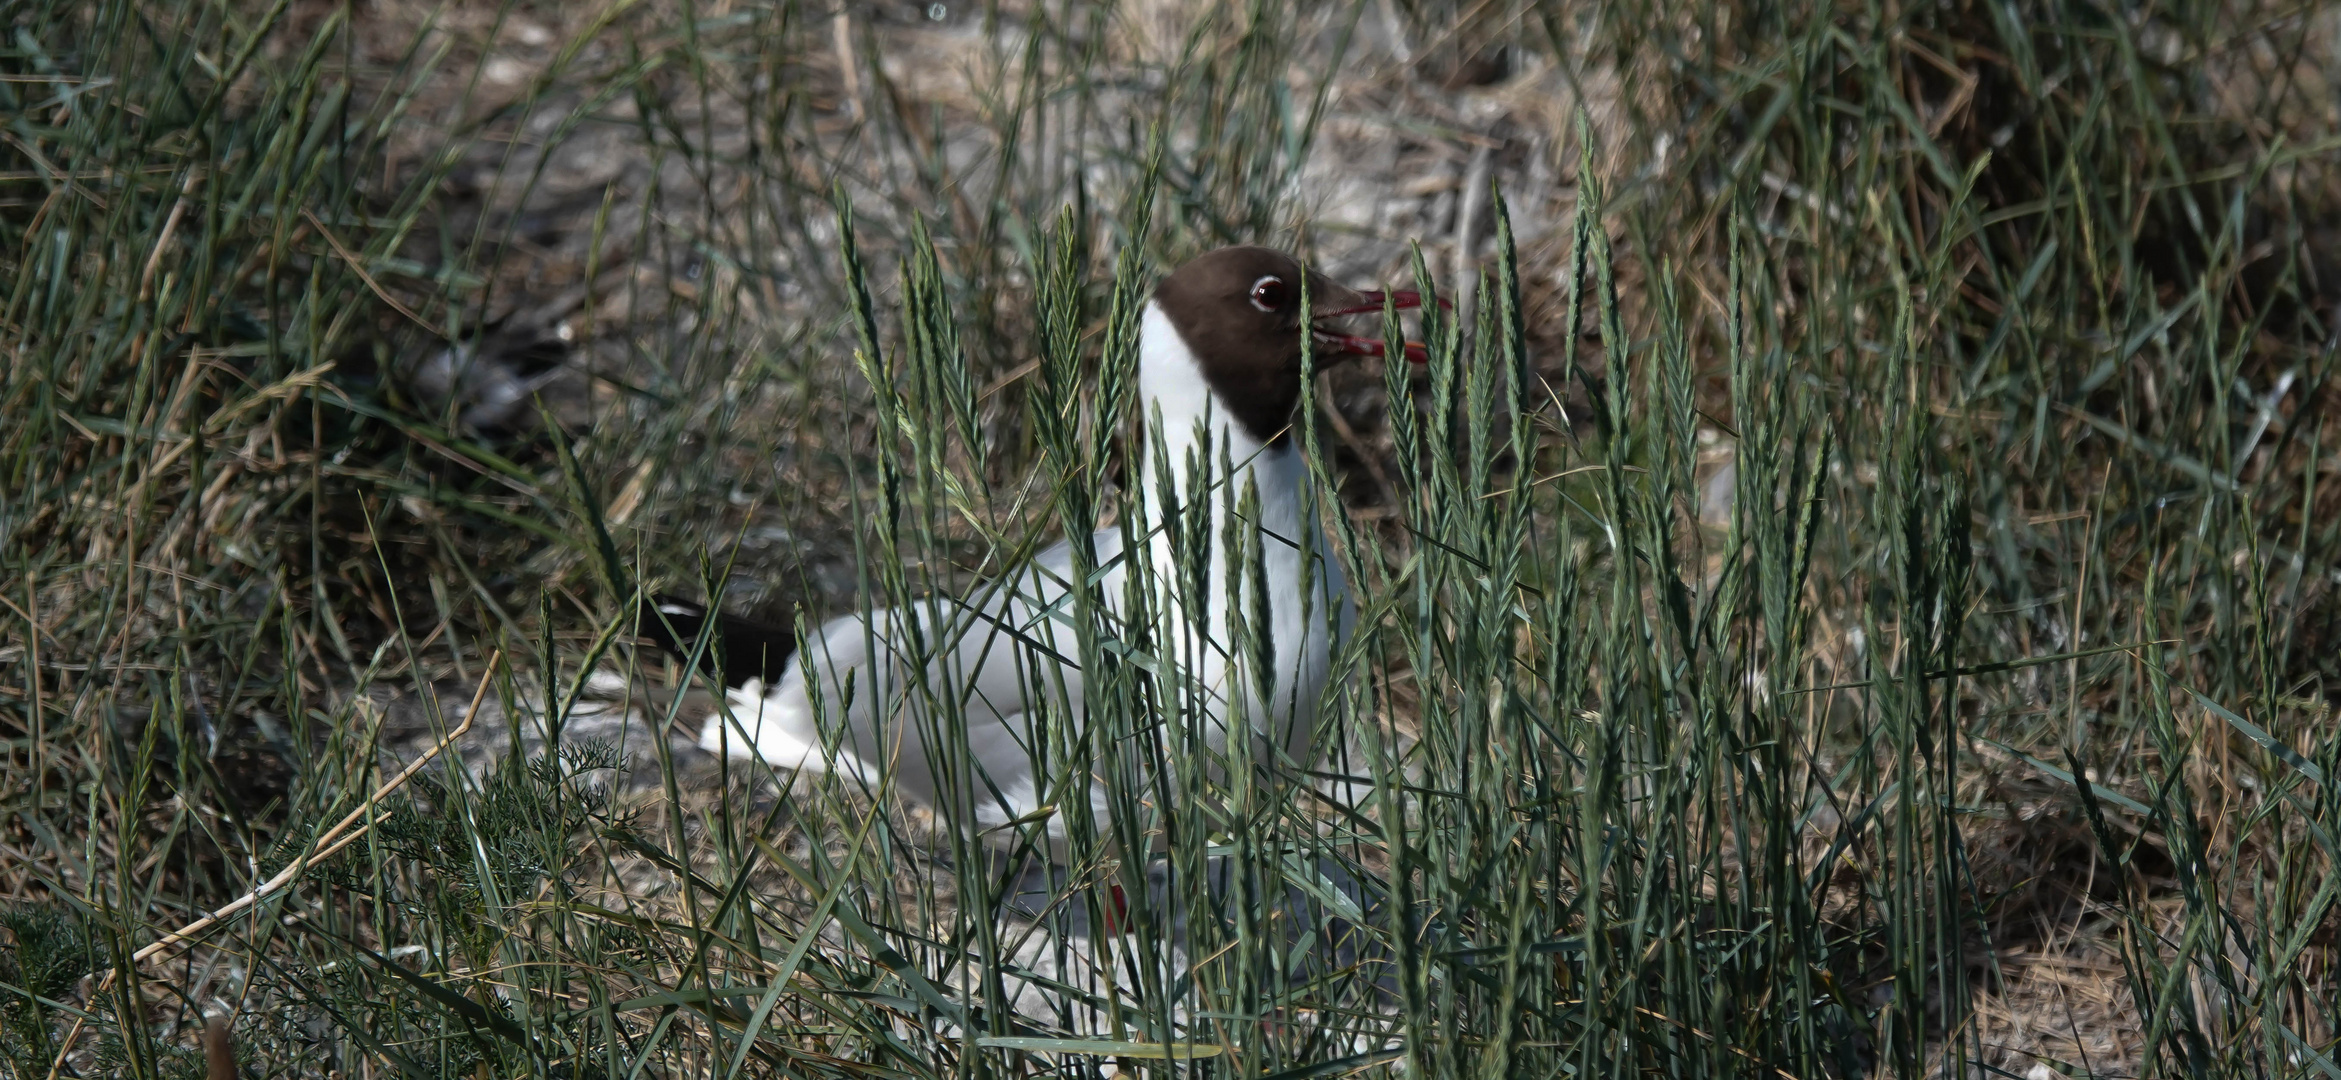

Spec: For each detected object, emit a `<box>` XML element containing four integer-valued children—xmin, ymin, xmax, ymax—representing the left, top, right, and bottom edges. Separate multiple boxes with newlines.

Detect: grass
<box><xmin>2</xmin><ymin>0</ymin><xmax>2338</xmax><ymax>1077</ymax></box>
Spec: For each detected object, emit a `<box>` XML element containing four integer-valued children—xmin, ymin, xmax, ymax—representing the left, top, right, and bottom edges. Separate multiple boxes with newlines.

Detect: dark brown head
<box><xmin>1150</xmin><ymin>245</ymin><xmax>1429</xmax><ymax>444</ymax></box>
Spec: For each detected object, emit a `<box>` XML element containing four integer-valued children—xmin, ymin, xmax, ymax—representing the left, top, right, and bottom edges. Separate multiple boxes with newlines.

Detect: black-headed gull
<box><xmin>666</xmin><ymin>246</ymin><xmax>1428</xmax><ymax>834</ymax></box>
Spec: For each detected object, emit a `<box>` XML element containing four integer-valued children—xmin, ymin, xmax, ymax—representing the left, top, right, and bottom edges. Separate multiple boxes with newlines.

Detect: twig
<box><xmin>832</xmin><ymin>9</ymin><xmax>862</xmax><ymax>124</ymax></box>
<box><xmin>204</xmin><ymin>1015</ymin><xmax>236</xmax><ymax>1080</ymax></box>
<box><xmin>138</xmin><ymin>170</ymin><xmax>200</xmax><ymax>303</ymax></box>
<box><xmin>134</xmin><ymin>652</ymin><xmax>502</xmax><ymax>963</ymax></box>
<box><xmin>43</xmin><ymin>654</ymin><xmax>503</xmax><ymax>1080</ymax></box>
<box><xmin>301</xmin><ymin>208</ymin><xmax>443</xmax><ymax>337</ymax></box>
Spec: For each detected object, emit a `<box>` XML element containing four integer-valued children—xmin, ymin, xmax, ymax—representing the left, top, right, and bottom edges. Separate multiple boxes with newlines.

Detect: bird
<box><xmin>664</xmin><ymin>246</ymin><xmax>1429</xmax><ymax>837</ymax></box>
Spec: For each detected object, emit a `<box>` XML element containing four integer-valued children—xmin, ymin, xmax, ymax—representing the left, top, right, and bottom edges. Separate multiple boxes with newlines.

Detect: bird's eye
<box><xmin>1249</xmin><ymin>275</ymin><xmax>1290</xmax><ymax>312</ymax></box>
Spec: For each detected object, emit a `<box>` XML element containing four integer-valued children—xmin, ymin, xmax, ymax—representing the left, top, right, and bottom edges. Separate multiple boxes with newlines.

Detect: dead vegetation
<box><xmin>3</xmin><ymin>0</ymin><xmax>2339</xmax><ymax>1076</ymax></box>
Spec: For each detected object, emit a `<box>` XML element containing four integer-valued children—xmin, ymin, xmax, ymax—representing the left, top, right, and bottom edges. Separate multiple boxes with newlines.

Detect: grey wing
<box><xmin>940</xmin><ymin>529</ymin><xmax>1123</xmax><ymax>729</ymax></box>
<box><xmin>755</xmin><ymin>530</ymin><xmax>1124</xmax><ymax>821</ymax></box>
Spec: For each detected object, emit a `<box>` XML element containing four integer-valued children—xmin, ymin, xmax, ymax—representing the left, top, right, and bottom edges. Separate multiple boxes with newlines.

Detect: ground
<box><xmin>2</xmin><ymin>0</ymin><xmax>2337</xmax><ymax>1076</ymax></box>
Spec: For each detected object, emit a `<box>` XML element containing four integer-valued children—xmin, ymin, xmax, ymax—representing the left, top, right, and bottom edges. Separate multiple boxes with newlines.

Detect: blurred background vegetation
<box><xmin>1</xmin><ymin>0</ymin><xmax>2336</xmax><ymax>1076</ymax></box>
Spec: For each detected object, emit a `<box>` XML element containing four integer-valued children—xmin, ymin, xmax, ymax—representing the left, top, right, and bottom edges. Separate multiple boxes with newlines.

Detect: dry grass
<box><xmin>4</xmin><ymin>0</ymin><xmax>2340</xmax><ymax>1077</ymax></box>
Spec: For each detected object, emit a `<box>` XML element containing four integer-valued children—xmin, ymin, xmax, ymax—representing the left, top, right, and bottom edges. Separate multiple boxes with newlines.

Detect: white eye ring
<box><xmin>1249</xmin><ymin>275</ymin><xmax>1289</xmax><ymax>312</ymax></box>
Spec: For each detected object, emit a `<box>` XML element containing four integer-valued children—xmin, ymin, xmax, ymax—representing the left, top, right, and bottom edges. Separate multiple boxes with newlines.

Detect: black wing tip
<box><xmin>633</xmin><ymin>594</ymin><xmax>799</xmax><ymax>689</ymax></box>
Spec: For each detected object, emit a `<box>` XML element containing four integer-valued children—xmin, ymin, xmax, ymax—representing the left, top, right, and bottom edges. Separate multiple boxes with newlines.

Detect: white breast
<box><xmin>1132</xmin><ymin>301</ymin><xmax>1351</xmax><ymax>762</ymax></box>
<box><xmin>702</xmin><ymin>302</ymin><xmax>1351</xmax><ymax>837</ymax></box>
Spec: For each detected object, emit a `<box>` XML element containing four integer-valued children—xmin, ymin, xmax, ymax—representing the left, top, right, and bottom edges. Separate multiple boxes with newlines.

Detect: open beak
<box><xmin>1308</xmin><ymin>282</ymin><xmax>1446</xmax><ymax>364</ymax></box>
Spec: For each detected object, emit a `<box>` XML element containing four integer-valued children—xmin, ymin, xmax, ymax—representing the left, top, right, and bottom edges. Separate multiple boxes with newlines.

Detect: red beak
<box><xmin>1310</xmin><ymin>289</ymin><xmax>1447</xmax><ymax>364</ymax></box>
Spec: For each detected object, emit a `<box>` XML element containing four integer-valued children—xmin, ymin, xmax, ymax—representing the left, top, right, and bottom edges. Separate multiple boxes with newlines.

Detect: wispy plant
<box><xmin>4</xmin><ymin>0</ymin><xmax>2338</xmax><ymax>1078</ymax></box>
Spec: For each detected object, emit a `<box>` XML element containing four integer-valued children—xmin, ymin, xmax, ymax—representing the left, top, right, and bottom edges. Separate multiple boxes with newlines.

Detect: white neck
<box><xmin>1131</xmin><ymin>300</ymin><xmax>1341</xmax><ymax>751</ymax></box>
<box><xmin>1138</xmin><ymin>301</ymin><xmax>1259</xmax><ymax>464</ymax></box>
<box><xmin>1135</xmin><ymin>298</ymin><xmax>1309</xmax><ymax>533</ymax></box>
